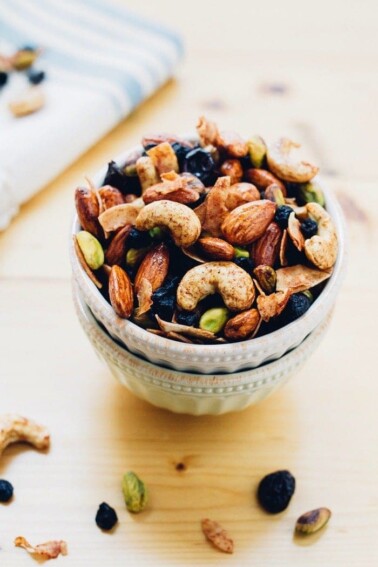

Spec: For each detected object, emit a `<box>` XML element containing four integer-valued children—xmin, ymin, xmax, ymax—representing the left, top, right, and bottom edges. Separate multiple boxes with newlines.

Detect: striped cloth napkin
<box><xmin>0</xmin><ymin>0</ymin><xmax>183</xmax><ymax>229</ymax></box>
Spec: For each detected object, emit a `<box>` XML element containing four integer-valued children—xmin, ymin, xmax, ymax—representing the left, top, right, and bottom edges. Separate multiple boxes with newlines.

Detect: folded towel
<box><xmin>0</xmin><ymin>0</ymin><xmax>183</xmax><ymax>229</ymax></box>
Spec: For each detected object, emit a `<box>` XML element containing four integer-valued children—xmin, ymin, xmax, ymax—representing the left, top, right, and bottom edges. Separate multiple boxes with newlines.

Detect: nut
<box><xmin>75</xmin><ymin>186</ymin><xmax>102</xmax><ymax>240</ymax></box>
<box><xmin>297</xmin><ymin>181</ymin><xmax>325</xmax><ymax>206</ymax></box>
<box><xmin>76</xmin><ymin>230</ymin><xmax>104</xmax><ymax>270</ymax></box>
<box><xmin>135</xmin><ymin>200</ymin><xmax>201</xmax><ymax>248</ymax></box>
<box><xmin>177</xmin><ymin>262</ymin><xmax>255</xmax><ymax>312</ymax></box>
<box><xmin>216</xmin><ymin>130</ymin><xmax>248</xmax><ymax>157</ymax></box>
<box><xmin>201</xmin><ymin>518</ymin><xmax>234</xmax><ymax>554</ymax></box>
<box><xmin>0</xmin><ymin>415</ymin><xmax>50</xmax><ymax>459</ymax></box>
<box><xmin>73</xmin><ymin>235</ymin><xmax>102</xmax><ymax>288</ymax></box>
<box><xmin>146</xmin><ymin>141</ymin><xmax>179</xmax><ymax>174</ymax></box>
<box><xmin>247</xmin><ymin>135</ymin><xmax>267</xmax><ymax>167</ymax></box>
<box><xmin>98</xmin><ymin>198</ymin><xmax>144</xmax><ymax>232</ymax></box>
<box><xmin>134</xmin><ymin>243</ymin><xmax>170</xmax><ymax>295</ymax></box>
<box><xmin>287</xmin><ymin>211</ymin><xmax>305</xmax><ymax>251</ymax></box>
<box><xmin>98</xmin><ymin>185</ymin><xmax>125</xmax><ymax>210</ymax></box>
<box><xmin>224</xmin><ymin>308</ymin><xmax>260</xmax><ymax>340</ymax></box>
<box><xmin>179</xmin><ymin>172</ymin><xmax>205</xmax><ymax>192</ymax></box>
<box><xmin>199</xmin><ymin>176</ymin><xmax>230</xmax><ymax>237</ymax></box>
<box><xmin>199</xmin><ymin>307</ymin><xmax>229</xmax><ymax>334</ymax></box>
<box><xmin>245</xmin><ymin>168</ymin><xmax>286</xmax><ymax>195</ymax></box>
<box><xmin>257</xmin><ymin>289</ymin><xmax>291</xmax><ymax>321</ymax></box>
<box><xmin>250</xmin><ymin>222</ymin><xmax>282</xmax><ymax>267</ymax></box>
<box><xmin>105</xmin><ymin>225</ymin><xmax>131</xmax><ymax>266</ymax></box>
<box><xmin>122</xmin><ymin>471</ymin><xmax>148</xmax><ymax>513</ymax></box>
<box><xmin>221</xmin><ymin>200</ymin><xmax>276</xmax><ymax>246</ymax></box>
<box><xmin>264</xmin><ymin>184</ymin><xmax>286</xmax><ymax>206</ymax></box>
<box><xmin>225</xmin><ymin>183</ymin><xmax>260</xmax><ymax>210</ymax></box>
<box><xmin>108</xmin><ymin>265</ymin><xmax>134</xmax><ymax>318</ymax></box>
<box><xmin>253</xmin><ymin>265</ymin><xmax>277</xmax><ymax>294</ymax></box>
<box><xmin>267</xmin><ymin>138</ymin><xmax>319</xmax><ymax>183</ymax></box>
<box><xmin>142</xmin><ymin>172</ymin><xmax>200</xmax><ymax>205</ymax></box>
<box><xmin>295</xmin><ymin>507</ymin><xmax>331</xmax><ymax>535</ymax></box>
<box><xmin>196</xmin><ymin>116</ymin><xmax>219</xmax><ymax>146</ymax></box>
<box><xmin>219</xmin><ymin>159</ymin><xmax>243</xmax><ymax>184</ymax></box>
<box><xmin>304</xmin><ymin>203</ymin><xmax>338</xmax><ymax>270</ymax></box>
<box><xmin>126</xmin><ymin>247</ymin><xmax>149</xmax><ymax>268</ymax></box>
<box><xmin>136</xmin><ymin>156</ymin><xmax>160</xmax><ymax>192</ymax></box>
<box><xmin>276</xmin><ymin>264</ymin><xmax>331</xmax><ymax>293</ymax></box>
<box><xmin>197</xmin><ymin>237</ymin><xmax>235</xmax><ymax>261</ymax></box>
<box><xmin>9</xmin><ymin>87</ymin><xmax>45</xmax><ymax>117</ymax></box>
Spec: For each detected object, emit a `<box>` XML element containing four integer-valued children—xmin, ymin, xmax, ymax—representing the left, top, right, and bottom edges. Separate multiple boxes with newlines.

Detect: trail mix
<box><xmin>73</xmin><ymin>117</ymin><xmax>338</xmax><ymax>344</ymax></box>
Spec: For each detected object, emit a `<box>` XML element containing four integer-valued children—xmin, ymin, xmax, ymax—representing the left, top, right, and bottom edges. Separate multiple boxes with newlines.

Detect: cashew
<box><xmin>135</xmin><ymin>200</ymin><xmax>201</xmax><ymax>248</ymax></box>
<box><xmin>0</xmin><ymin>415</ymin><xmax>50</xmax><ymax>458</ymax></box>
<box><xmin>136</xmin><ymin>156</ymin><xmax>159</xmax><ymax>193</ymax></box>
<box><xmin>267</xmin><ymin>138</ymin><xmax>319</xmax><ymax>183</ymax></box>
<box><xmin>304</xmin><ymin>203</ymin><xmax>338</xmax><ymax>270</ymax></box>
<box><xmin>177</xmin><ymin>262</ymin><xmax>255</xmax><ymax>312</ymax></box>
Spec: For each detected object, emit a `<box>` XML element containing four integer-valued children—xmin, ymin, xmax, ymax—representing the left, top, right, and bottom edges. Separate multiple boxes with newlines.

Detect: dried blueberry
<box><xmin>127</xmin><ymin>227</ymin><xmax>152</xmax><ymax>249</ymax></box>
<box><xmin>233</xmin><ymin>257</ymin><xmax>254</xmax><ymax>273</ymax></box>
<box><xmin>183</xmin><ymin>148</ymin><xmax>216</xmax><ymax>184</ymax></box>
<box><xmin>27</xmin><ymin>69</ymin><xmax>45</xmax><ymax>85</ymax></box>
<box><xmin>151</xmin><ymin>277</ymin><xmax>179</xmax><ymax>321</ymax></box>
<box><xmin>171</xmin><ymin>142</ymin><xmax>193</xmax><ymax>169</ymax></box>
<box><xmin>95</xmin><ymin>502</ymin><xmax>118</xmax><ymax>531</ymax></box>
<box><xmin>274</xmin><ymin>205</ymin><xmax>293</xmax><ymax>229</ymax></box>
<box><xmin>300</xmin><ymin>218</ymin><xmax>318</xmax><ymax>239</ymax></box>
<box><xmin>103</xmin><ymin>161</ymin><xmax>130</xmax><ymax>194</ymax></box>
<box><xmin>283</xmin><ymin>293</ymin><xmax>312</xmax><ymax>323</ymax></box>
<box><xmin>257</xmin><ymin>470</ymin><xmax>295</xmax><ymax>513</ymax></box>
<box><xmin>0</xmin><ymin>479</ymin><xmax>14</xmax><ymax>502</ymax></box>
<box><xmin>176</xmin><ymin>309</ymin><xmax>201</xmax><ymax>327</ymax></box>
<box><xmin>0</xmin><ymin>72</ymin><xmax>8</xmax><ymax>88</ymax></box>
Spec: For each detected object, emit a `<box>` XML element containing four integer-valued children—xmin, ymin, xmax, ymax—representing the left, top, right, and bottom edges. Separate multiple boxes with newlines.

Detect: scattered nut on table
<box><xmin>295</xmin><ymin>507</ymin><xmax>332</xmax><ymax>535</ymax></box>
<box><xmin>0</xmin><ymin>414</ymin><xmax>50</xmax><ymax>459</ymax></box>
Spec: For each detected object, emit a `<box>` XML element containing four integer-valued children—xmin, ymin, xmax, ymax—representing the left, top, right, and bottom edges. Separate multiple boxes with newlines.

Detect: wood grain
<box><xmin>1</xmin><ymin>1</ymin><xmax>377</xmax><ymax>564</ymax></box>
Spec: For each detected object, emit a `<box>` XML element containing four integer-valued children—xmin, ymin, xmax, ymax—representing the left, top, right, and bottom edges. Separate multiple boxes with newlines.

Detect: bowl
<box><xmin>73</xmin><ymin>283</ymin><xmax>333</xmax><ymax>415</ymax></box>
<box><xmin>70</xmin><ymin>140</ymin><xmax>347</xmax><ymax>374</ymax></box>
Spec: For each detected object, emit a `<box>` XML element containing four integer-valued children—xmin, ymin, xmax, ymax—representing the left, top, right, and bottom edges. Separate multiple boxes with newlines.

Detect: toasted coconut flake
<box><xmin>253</xmin><ymin>278</ymin><xmax>266</xmax><ymax>296</ymax></box>
<box><xmin>276</xmin><ymin>264</ymin><xmax>332</xmax><ymax>293</ymax></box>
<box><xmin>98</xmin><ymin>199</ymin><xmax>144</xmax><ymax>232</ymax></box>
<box><xmin>251</xmin><ymin>315</ymin><xmax>263</xmax><ymax>338</ymax></box>
<box><xmin>143</xmin><ymin>172</ymin><xmax>200</xmax><ymax>205</ymax></box>
<box><xmin>147</xmin><ymin>141</ymin><xmax>179</xmax><ymax>174</ymax></box>
<box><xmin>257</xmin><ymin>290</ymin><xmax>291</xmax><ymax>321</ymax></box>
<box><xmin>194</xmin><ymin>201</ymin><xmax>207</xmax><ymax>225</ymax></box>
<box><xmin>146</xmin><ymin>328</ymin><xmax>166</xmax><ymax>337</ymax></box>
<box><xmin>73</xmin><ymin>235</ymin><xmax>102</xmax><ymax>288</ymax></box>
<box><xmin>201</xmin><ymin>518</ymin><xmax>234</xmax><ymax>554</ymax></box>
<box><xmin>181</xmin><ymin>247</ymin><xmax>206</xmax><ymax>263</ymax></box>
<box><xmin>288</xmin><ymin>211</ymin><xmax>305</xmax><ymax>251</ymax></box>
<box><xmin>156</xmin><ymin>315</ymin><xmax>216</xmax><ymax>340</ymax></box>
<box><xmin>136</xmin><ymin>156</ymin><xmax>159</xmax><ymax>192</ymax></box>
<box><xmin>136</xmin><ymin>278</ymin><xmax>153</xmax><ymax>316</ymax></box>
<box><xmin>197</xmin><ymin>116</ymin><xmax>220</xmax><ymax>147</ymax></box>
<box><xmin>166</xmin><ymin>331</ymin><xmax>194</xmax><ymax>344</ymax></box>
<box><xmin>279</xmin><ymin>229</ymin><xmax>289</xmax><ymax>267</ymax></box>
<box><xmin>14</xmin><ymin>536</ymin><xmax>68</xmax><ymax>559</ymax></box>
<box><xmin>201</xmin><ymin>176</ymin><xmax>231</xmax><ymax>237</ymax></box>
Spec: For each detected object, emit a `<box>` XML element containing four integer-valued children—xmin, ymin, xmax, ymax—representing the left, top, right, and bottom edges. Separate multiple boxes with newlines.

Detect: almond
<box><xmin>221</xmin><ymin>200</ymin><xmax>276</xmax><ymax>245</ymax></box>
<box><xmin>134</xmin><ymin>243</ymin><xmax>170</xmax><ymax>295</ymax></box>
<box><xmin>99</xmin><ymin>185</ymin><xmax>125</xmax><ymax>210</ymax></box>
<box><xmin>109</xmin><ymin>265</ymin><xmax>134</xmax><ymax>318</ymax></box>
<box><xmin>225</xmin><ymin>183</ymin><xmax>260</xmax><ymax>210</ymax></box>
<box><xmin>245</xmin><ymin>168</ymin><xmax>287</xmax><ymax>196</ymax></box>
<box><xmin>197</xmin><ymin>237</ymin><xmax>235</xmax><ymax>261</ymax></box>
<box><xmin>75</xmin><ymin>186</ymin><xmax>102</xmax><ymax>240</ymax></box>
<box><xmin>219</xmin><ymin>159</ymin><xmax>243</xmax><ymax>184</ymax></box>
<box><xmin>105</xmin><ymin>224</ymin><xmax>132</xmax><ymax>266</ymax></box>
<box><xmin>224</xmin><ymin>309</ymin><xmax>260</xmax><ymax>340</ymax></box>
<box><xmin>250</xmin><ymin>222</ymin><xmax>282</xmax><ymax>267</ymax></box>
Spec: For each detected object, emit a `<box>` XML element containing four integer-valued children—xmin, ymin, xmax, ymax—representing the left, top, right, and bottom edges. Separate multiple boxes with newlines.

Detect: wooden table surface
<box><xmin>1</xmin><ymin>1</ymin><xmax>377</xmax><ymax>565</ymax></box>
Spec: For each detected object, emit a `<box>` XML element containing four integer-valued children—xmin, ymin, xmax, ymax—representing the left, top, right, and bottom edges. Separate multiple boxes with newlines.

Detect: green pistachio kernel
<box><xmin>297</xmin><ymin>182</ymin><xmax>325</xmax><ymax>207</ymax></box>
<box><xmin>76</xmin><ymin>230</ymin><xmax>104</xmax><ymax>270</ymax></box>
<box><xmin>301</xmin><ymin>290</ymin><xmax>314</xmax><ymax>303</ymax></box>
<box><xmin>13</xmin><ymin>49</ymin><xmax>38</xmax><ymax>71</ymax></box>
<box><xmin>122</xmin><ymin>471</ymin><xmax>148</xmax><ymax>513</ymax></box>
<box><xmin>234</xmin><ymin>246</ymin><xmax>249</xmax><ymax>259</ymax></box>
<box><xmin>295</xmin><ymin>507</ymin><xmax>331</xmax><ymax>535</ymax></box>
<box><xmin>126</xmin><ymin>247</ymin><xmax>149</xmax><ymax>267</ymax></box>
<box><xmin>253</xmin><ymin>265</ymin><xmax>277</xmax><ymax>294</ymax></box>
<box><xmin>149</xmin><ymin>227</ymin><xmax>164</xmax><ymax>239</ymax></box>
<box><xmin>199</xmin><ymin>307</ymin><xmax>229</xmax><ymax>334</ymax></box>
<box><xmin>270</xmin><ymin>186</ymin><xmax>286</xmax><ymax>206</ymax></box>
<box><xmin>247</xmin><ymin>135</ymin><xmax>267</xmax><ymax>168</ymax></box>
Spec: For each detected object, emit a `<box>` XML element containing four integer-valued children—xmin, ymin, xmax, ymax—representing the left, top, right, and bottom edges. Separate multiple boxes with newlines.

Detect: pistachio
<box><xmin>199</xmin><ymin>307</ymin><xmax>229</xmax><ymax>334</ymax></box>
<box><xmin>297</xmin><ymin>181</ymin><xmax>325</xmax><ymax>206</ymax></box>
<box><xmin>233</xmin><ymin>246</ymin><xmax>249</xmax><ymax>258</ymax></box>
<box><xmin>264</xmin><ymin>184</ymin><xmax>286</xmax><ymax>206</ymax></box>
<box><xmin>122</xmin><ymin>471</ymin><xmax>148</xmax><ymax>513</ymax></box>
<box><xmin>76</xmin><ymin>231</ymin><xmax>104</xmax><ymax>270</ymax></box>
<box><xmin>253</xmin><ymin>265</ymin><xmax>277</xmax><ymax>294</ymax></box>
<box><xmin>12</xmin><ymin>49</ymin><xmax>39</xmax><ymax>70</ymax></box>
<box><xmin>126</xmin><ymin>247</ymin><xmax>149</xmax><ymax>268</ymax></box>
<box><xmin>224</xmin><ymin>308</ymin><xmax>260</xmax><ymax>340</ymax></box>
<box><xmin>295</xmin><ymin>507</ymin><xmax>331</xmax><ymax>535</ymax></box>
<box><xmin>247</xmin><ymin>135</ymin><xmax>267</xmax><ymax>168</ymax></box>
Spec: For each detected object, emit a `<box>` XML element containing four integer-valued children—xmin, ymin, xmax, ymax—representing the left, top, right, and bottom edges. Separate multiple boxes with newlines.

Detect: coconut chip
<box><xmin>276</xmin><ymin>264</ymin><xmax>332</xmax><ymax>293</ymax></box>
<box><xmin>14</xmin><ymin>536</ymin><xmax>68</xmax><ymax>559</ymax></box>
<box><xmin>279</xmin><ymin>229</ymin><xmax>289</xmax><ymax>267</ymax></box>
<box><xmin>200</xmin><ymin>176</ymin><xmax>231</xmax><ymax>237</ymax></box>
<box><xmin>257</xmin><ymin>289</ymin><xmax>291</xmax><ymax>322</ymax></box>
<box><xmin>201</xmin><ymin>518</ymin><xmax>234</xmax><ymax>554</ymax></box>
<box><xmin>287</xmin><ymin>211</ymin><xmax>305</xmax><ymax>251</ymax></box>
<box><xmin>136</xmin><ymin>278</ymin><xmax>153</xmax><ymax>316</ymax></box>
<box><xmin>98</xmin><ymin>199</ymin><xmax>144</xmax><ymax>232</ymax></box>
<box><xmin>155</xmin><ymin>315</ymin><xmax>216</xmax><ymax>340</ymax></box>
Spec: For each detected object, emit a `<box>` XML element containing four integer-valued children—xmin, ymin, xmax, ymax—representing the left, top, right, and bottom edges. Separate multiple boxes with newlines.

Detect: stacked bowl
<box><xmin>70</xmin><ymin>146</ymin><xmax>347</xmax><ymax>415</ymax></box>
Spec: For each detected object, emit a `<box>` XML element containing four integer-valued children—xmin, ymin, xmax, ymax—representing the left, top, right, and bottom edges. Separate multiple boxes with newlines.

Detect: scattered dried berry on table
<box><xmin>95</xmin><ymin>502</ymin><xmax>118</xmax><ymax>531</ymax></box>
<box><xmin>0</xmin><ymin>479</ymin><xmax>13</xmax><ymax>502</ymax></box>
<box><xmin>257</xmin><ymin>470</ymin><xmax>296</xmax><ymax>513</ymax></box>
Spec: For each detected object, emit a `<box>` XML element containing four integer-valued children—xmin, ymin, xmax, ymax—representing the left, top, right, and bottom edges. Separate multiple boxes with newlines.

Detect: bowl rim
<box><xmin>70</xmin><ymin>137</ymin><xmax>347</xmax><ymax>357</ymax></box>
<box><xmin>73</xmin><ymin>282</ymin><xmax>332</xmax><ymax>388</ymax></box>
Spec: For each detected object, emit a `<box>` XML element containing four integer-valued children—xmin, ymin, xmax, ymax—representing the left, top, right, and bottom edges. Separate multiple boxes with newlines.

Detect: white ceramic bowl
<box><xmin>70</xmin><ymin>140</ymin><xmax>347</xmax><ymax>374</ymax></box>
<box><xmin>73</xmin><ymin>284</ymin><xmax>332</xmax><ymax>415</ymax></box>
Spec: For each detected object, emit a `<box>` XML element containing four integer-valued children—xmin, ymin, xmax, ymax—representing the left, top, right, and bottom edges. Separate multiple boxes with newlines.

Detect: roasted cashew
<box><xmin>304</xmin><ymin>203</ymin><xmax>338</xmax><ymax>270</ymax></box>
<box><xmin>135</xmin><ymin>200</ymin><xmax>201</xmax><ymax>248</ymax></box>
<box><xmin>177</xmin><ymin>262</ymin><xmax>255</xmax><ymax>311</ymax></box>
<box><xmin>267</xmin><ymin>138</ymin><xmax>319</xmax><ymax>183</ymax></box>
<box><xmin>0</xmin><ymin>415</ymin><xmax>50</xmax><ymax>458</ymax></box>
